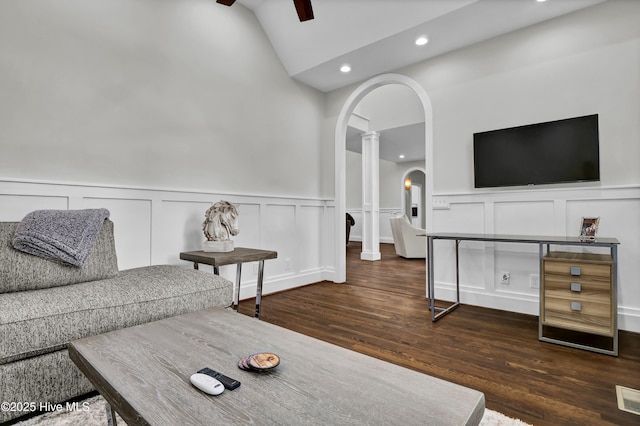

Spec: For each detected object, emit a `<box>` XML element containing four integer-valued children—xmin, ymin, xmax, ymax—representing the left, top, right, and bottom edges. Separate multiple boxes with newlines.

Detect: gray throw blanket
<box><xmin>13</xmin><ymin>208</ymin><xmax>110</xmax><ymax>267</ymax></box>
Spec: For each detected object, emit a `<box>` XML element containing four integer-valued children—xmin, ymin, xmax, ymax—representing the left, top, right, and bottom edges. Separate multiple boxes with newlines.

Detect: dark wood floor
<box><xmin>238</xmin><ymin>242</ymin><xmax>640</xmax><ymax>425</ymax></box>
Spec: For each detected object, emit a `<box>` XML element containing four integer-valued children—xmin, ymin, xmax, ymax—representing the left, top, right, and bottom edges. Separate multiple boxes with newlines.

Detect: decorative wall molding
<box><xmin>0</xmin><ymin>178</ymin><xmax>335</xmax><ymax>301</ymax></box>
<box><xmin>432</xmin><ymin>184</ymin><xmax>640</xmax><ymax>332</ymax></box>
<box><xmin>3</xmin><ymin>179</ymin><xmax>638</xmax><ymax>332</ymax></box>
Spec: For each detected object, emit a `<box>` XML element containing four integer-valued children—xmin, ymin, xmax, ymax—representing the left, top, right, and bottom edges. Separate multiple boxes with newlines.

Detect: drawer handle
<box><xmin>570</xmin><ymin>282</ymin><xmax>582</xmax><ymax>292</ymax></box>
<box><xmin>570</xmin><ymin>266</ymin><xmax>581</xmax><ymax>276</ymax></box>
<box><xmin>571</xmin><ymin>301</ymin><xmax>582</xmax><ymax>312</ymax></box>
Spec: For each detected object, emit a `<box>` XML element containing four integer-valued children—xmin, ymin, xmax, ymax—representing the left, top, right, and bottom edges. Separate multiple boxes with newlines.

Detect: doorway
<box><xmin>402</xmin><ymin>168</ymin><xmax>427</xmax><ymax>230</ymax></box>
<box><xmin>334</xmin><ymin>73</ymin><xmax>433</xmax><ymax>283</ymax></box>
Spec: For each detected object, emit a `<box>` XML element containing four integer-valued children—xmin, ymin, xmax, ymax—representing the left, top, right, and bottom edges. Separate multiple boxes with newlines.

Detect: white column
<box><xmin>361</xmin><ymin>131</ymin><xmax>381</xmax><ymax>261</ymax></box>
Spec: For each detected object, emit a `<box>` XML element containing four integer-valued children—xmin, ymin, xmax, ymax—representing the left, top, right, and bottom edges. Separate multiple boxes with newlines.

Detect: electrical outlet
<box><xmin>530</xmin><ymin>274</ymin><xmax>540</xmax><ymax>289</ymax></box>
<box><xmin>252</xmin><ymin>263</ymin><xmax>258</xmax><ymax>275</ymax></box>
<box><xmin>284</xmin><ymin>258</ymin><xmax>292</xmax><ymax>271</ymax></box>
<box><xmin>500</xmin><ymin>272</ymin><xmax>510</xmax><ymax>285</ymax></box>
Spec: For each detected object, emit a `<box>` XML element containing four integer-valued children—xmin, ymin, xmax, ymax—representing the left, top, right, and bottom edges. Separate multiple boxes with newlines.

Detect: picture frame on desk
<box><xmin>580</xmin><ymin>217</ymin><xmax>600</xmax><ymax>241</ymax></box>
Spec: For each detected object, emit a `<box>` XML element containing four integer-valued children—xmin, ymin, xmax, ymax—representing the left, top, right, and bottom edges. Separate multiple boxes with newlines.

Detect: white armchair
<box><xmin>389</xmin><ymin>214</ymin><xmax>426</xmax><ymax>259</ymax></box>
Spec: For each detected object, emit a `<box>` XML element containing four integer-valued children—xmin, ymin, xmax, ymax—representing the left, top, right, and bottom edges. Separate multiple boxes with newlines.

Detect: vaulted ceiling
<box><xmin>234</xmin><ymin>0</ymin><xmax>605</xmax><ymax>162</ymax></box>
<box><xmin>237</xmin><ymin>0</ymin><xmax>605</xmax><ymax>92</ymax></box>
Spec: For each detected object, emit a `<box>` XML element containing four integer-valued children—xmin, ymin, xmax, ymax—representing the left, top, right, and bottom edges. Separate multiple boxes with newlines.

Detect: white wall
<box><xmin>2</xmin><ymin>0</ymin><xmax>639</xmax><ymax>332</ymax></box>
<box><xmin>420</xmin><ymin>1</ymin><xmax>640</xmax><ymax>192</ymax></box>
<box><xmin>326</xmin><ymin>1</ymin><xmax>640</xmax><ymax>332</ymax></box>
<box><xmin>0</xmin><ymin>0</ymin><xmax>326</xmax><ymax>198</ymax></box>
<box><xmin>0</xmin><ymin>0</ymin><xmax>333</xmax><ymax>301</ymax></box>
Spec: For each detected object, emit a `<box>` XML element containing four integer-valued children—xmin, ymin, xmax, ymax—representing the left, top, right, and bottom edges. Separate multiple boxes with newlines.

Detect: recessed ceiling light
<box><xmin>340</xmin><ymin>64</ymin><xmax>351</xmax><ymax>73</ymax></box>
<box><xmin>415</xmin><ymin>36</ymin><xmax>428</xmax><ymax>46</ymax></box>
<box><xmin>536</xmin><ymin>0</ymin><xmax>548</xmax><ymax>2</ymax></box>
<box><xmin>399</xmin><ymin>154</ymin><xmax>405</xmax><ymax>159</ymax></box>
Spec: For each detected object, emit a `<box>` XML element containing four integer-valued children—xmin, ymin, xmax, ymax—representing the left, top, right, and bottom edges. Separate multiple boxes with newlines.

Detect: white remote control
<box><xmin>190</xmin><ymin>373</ymin><xmax>225</xmax><ymax>395</ymax></box>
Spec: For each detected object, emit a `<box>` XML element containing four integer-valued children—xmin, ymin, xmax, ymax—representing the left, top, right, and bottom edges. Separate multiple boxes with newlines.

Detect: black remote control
<box><xmin>197</xmin><ymin>368</ymin><xmax>241</xmax><ymax>390</ymax></box>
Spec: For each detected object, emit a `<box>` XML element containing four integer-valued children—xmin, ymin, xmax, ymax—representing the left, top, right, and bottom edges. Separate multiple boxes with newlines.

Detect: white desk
<box><xmin>425</xmin><ymin>233</ymin><xmax>620</xmax><ymax>355</ymax></box>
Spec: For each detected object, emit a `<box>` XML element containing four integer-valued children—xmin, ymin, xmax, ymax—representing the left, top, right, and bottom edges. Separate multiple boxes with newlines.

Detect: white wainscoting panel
<box><xmin>263</xmin><ymin>204</ymin><xmax>296</xmax><ymax>278</ymax></box>
<box><xmin>433</xmin><ymin>202</ymin><xmax>485</xmax><ymax>234</ymax></box>
<box><xmin>432</xmin><ymin>202</ymin><xmax>486</xmax><ymax>292</ymax></box>
<box><xmin>324</xmin><ymin>205</ymin><xmax>336</xmax><ymax>273</ymax></box>
<box><xmin>0</xmin><ymin>194</ymin><xmax>68</xmax><ymax>220</ymax></box>
<box><xmin>494</xmin><ymin>201</ymin><xmax>555</xmax><ymax>236</ymax></box>
<box><xmin>83</xmin><ymin>197</ymin><xmax>153</xmax><ymax>270</ymax></box>
<box><xmin>297</xmin><ymin>205</ymin><xmax>324</xmax><ymax>274</ymax></box>
<box><xmin>158</xmin><ymin>199</ymin><xmax>212</xmax><ymax>264</ymax></box>
<box><xmin>0</xmin><ymin>179</ymin><xmax>334</xmax><ymax>303</ymax></box>
<box><xmin>3</xmin><ymin>179</ymin><xmax>638</xmax><ymax>332</ymax></box>
<box><xmin>235</xmin><ymin>203</ymin><xmax>262</xmax><ymax>249</ymax></box>
<box><xmin>432</xmin><ymin>185</ymin><xmax>640</xmax><ymax>332</ymax></box>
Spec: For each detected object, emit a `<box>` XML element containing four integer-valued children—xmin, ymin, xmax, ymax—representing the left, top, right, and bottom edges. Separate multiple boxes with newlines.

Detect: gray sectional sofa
<box><xmin>0</xmin><ymin>219</ymin><xmax>233</xmax><ymax>423</ymax></box>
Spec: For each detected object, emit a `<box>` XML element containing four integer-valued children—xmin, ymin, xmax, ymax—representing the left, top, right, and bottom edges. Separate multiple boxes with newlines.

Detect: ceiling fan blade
<box><xmin>216</xmin><ymin>0</ymin><xmax>236</xmax><ymax>6</ymax></box>
<box><xmin>293</xmin><ymin>0</ymin><xmax>314</xmax><ymax>22</ymax></box>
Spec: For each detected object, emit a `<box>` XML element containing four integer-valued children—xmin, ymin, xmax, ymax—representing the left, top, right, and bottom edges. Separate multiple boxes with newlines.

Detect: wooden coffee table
<box><xmin>68</xmin><ymin>307</ymin><xmax>485</xmax><ymax>425</ymax></box>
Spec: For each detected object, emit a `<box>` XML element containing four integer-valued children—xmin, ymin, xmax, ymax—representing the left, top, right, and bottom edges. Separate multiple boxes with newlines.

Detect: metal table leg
<box><xmin>612</xmin><ymin>244</ymin><xmax>619</xmax><ymax>356</ymax></box>
<box><xmin>431</xmin><ymin>238</ymin><xmax>460</xmax><ymax>322</ymax></box>
<box><xmin>105</xmin><ymin>401</ymin><xmax>117</xmax><ymax>426</ymax></box>
<box><xmin>255</xmin><ymin>260</ymin><xmax>265</xmax><ymax>319</ymax></box>
<box><xmin>233</xmin><ymin>263</ymin><xmax>242</xmax><ymax>311</ymax></box>
<box><xmin>455</xmin><ymin>240</ymin><xmax>460</xmax><ymax>303</ymax></box>
<box><xmin>427</xmin><ymin>236</ymin><xmax>434</xmax><ymax>315</ymax></box>
<box><xmin>538</xmin><ymin>243</ymin><xmax>544</xmax><ymax>341</ymax></box>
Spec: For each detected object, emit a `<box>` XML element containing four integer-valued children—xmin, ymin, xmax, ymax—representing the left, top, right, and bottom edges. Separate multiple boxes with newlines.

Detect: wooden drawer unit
<box><xmin>542</xmin><ymin>251</ymin><xmax>614</xmax><ymax>337</ymax></box>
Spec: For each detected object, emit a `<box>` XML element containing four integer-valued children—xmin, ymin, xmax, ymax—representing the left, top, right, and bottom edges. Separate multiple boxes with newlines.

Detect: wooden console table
<box><xmin>426</xmin><ymin>233</ymin><xmax>620</xmax><ymax>355</ymax></box>
<box><xmin>180</xmin><ymin>248</ymin><xmax>277</xmax><ymax>319</ymax></box>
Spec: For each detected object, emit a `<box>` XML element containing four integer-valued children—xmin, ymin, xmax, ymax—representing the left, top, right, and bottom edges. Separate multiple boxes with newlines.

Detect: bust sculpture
<box><xmin>202</xmin><ymin>200</ymin><xmax>239</xmax><ymax>252</ymax></box>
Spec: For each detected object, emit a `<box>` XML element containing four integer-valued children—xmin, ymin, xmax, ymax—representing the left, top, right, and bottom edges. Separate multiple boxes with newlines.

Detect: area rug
<box><xmin>13</xmin><ymin>395</ymin><xmax>532</xmax><ymax>425</ymax></box>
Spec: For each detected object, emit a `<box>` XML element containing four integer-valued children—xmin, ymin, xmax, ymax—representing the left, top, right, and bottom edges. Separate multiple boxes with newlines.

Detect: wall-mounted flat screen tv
<box><xmin>473</xmin><ymin>114</ymin><xmax>600</xmax><ymax>188</ymax></box>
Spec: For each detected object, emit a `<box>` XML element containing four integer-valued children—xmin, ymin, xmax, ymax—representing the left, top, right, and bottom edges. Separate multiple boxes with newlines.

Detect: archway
<box><xmin>334</xmin><ymin>74</ymin><xmax>433</xmax><ymax>283</ymax></box>
<box><xmin>402</xmin><ymin>167</ymin><xmax>427</xmax><ymax>229</ymax></box>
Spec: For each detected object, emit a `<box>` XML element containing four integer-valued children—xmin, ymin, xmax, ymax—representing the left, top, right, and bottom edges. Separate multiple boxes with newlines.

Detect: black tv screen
<box><xmin>473</xmin><ymin>114</ymin><xmax>600</xmax><ymax>188</ymax></box>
